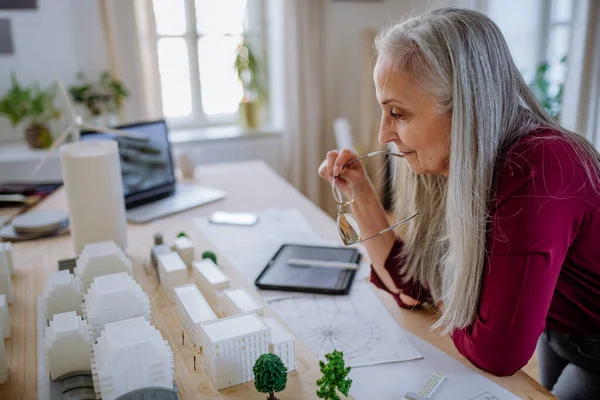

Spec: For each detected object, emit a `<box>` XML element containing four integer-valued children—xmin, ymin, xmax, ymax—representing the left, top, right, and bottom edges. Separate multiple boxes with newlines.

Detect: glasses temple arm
<box><xmin>355</xmin><ymin>213</ymin><xmax>419</xmax><ymax>244</ymax></box>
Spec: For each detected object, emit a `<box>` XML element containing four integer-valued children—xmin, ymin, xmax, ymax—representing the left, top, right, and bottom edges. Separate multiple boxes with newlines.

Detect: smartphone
<box><xmin>208</xmin><ymin>211</ymin><xmax>258</xmax><ymax>226</ymax></box>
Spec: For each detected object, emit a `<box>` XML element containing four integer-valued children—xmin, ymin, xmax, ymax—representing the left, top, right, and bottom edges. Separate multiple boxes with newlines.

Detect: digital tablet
<box><xmin>254</xmin><ymin>244</ymin><xmax>361</xmax><ymax>295</ymax></box>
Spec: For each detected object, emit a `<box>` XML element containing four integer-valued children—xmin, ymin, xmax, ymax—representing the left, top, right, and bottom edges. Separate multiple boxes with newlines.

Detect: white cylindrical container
<box><xmin>60</xmin><ymin>140</ymin><xmax>128</xmax><ymax>254</ymax></box>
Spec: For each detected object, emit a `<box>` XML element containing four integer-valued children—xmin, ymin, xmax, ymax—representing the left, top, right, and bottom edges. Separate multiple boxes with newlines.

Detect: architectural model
<box><xmin>262</xmin><ymin>316</ymin><xmax>296</xmax><ymax>372</ymax></box>
<box><xmin>157</xmin><ymin>253</ymin><xmax>188</xmax><ymax>302</ymax></box>
<box><xmin>44</xmin><ymin>311</ymin><xmax>92</xmax><ymax>380</ymax></box>
<box><xmin>83</xmin><ymin>273</ymin><xmax>151</xmax><ymax>340</ymax></box>
<box><xmin>0</xmin><ymin>242</ymin><xmax>13</xmax><ymax>275</ymax></box>
<box><xmin>173</xmin><ymin>236</ymin><xmax>194</xmax><ymax>266</ymax></box>
<box><xmin>151</xmin><ymin>244</ymin><xmax>173</xmax><ymax>272</ymax></box>
<box><xmin>43</xmin><ymin>270</ymin><xmax>83</xmax><ymax>321</ymax></box>
<box><xmin>0</xmin><ymin>325</ymin><xmax>6</xmax><ymax>384</ymax></box>
<box><xmin>200</xmin><ymin>312</ymin><xmax>270</xmax><ymax>390</ymax></box>
<box><xmin>173</xmin><ymin>284</ymin><xmax>217</xmax><ymax>350</ymax></box>
<box><xmin>0</xmin><ymin>246</ymin><xmax>13</xmax><ymax>303</ymax></box>
<box><xmin>192</xmin><ymin>259</ymin><xmax>230</xmax><ymax>306</ymax></box>
<box><xmin>91</xmin><ymin>317</ymin><xmax>174</xmax><ymax>400</ymax></box>
<box><xmin>74</xmin><ymin>241</ymin><xmax>133</xmax><ymax>292</ymax></box>
<box><xmin>222</xmin><ymin>287</ymin><xmax>264</xmax><ymax>317</ymax></box>
<box><xmin>0</xmin><ymin>294</ymin><xmax>9</xmax><ymax>339</ymax></box>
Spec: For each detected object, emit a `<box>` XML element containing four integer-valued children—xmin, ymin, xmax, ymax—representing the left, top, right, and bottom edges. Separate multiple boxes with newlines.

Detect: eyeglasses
<box><xmin>332</xmin><ymin>150</ymin><xmax>420</xmax><ymax>245</ymax></box>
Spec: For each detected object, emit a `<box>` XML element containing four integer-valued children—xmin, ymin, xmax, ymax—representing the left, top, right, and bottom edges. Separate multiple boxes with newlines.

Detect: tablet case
<box><xmin>254</xmin><ymin>244</ymin><xmax>360</xmax><ymax>295</ymax></box>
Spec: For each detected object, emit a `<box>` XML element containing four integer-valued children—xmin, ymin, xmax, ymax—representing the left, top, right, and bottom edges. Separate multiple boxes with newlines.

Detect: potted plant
<box><xmin>235</xmin><ymin>35</ymin><xmax>268</xmax><ymax>129</ymax></box>
<box><xmin>0</xmin><ymin>72</ymin><xmax>61</xmax><ymax>149</ymax></box>
<box><xmin>68</xmin><ymin>70</ymin><xmax>128</xmax><ymax>125</ymax></box>
<box><xmin>528</xmin><ymin>56</ymin><xmax>566</xmax><ymax>120</ymax></box>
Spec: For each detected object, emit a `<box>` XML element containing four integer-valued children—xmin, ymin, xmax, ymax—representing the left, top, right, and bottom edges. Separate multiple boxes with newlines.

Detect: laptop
<box><xmin>80</xmin><ymin>119</ymin><xmax>226</xmax><ymax>224</ymax></box>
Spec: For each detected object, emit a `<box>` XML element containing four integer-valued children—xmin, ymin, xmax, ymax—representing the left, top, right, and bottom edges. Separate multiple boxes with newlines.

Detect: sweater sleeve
<box><xmin>369</xmin><ymin>240</ymin><xmax>432</xmax><ymax>308</ymax></box>
<box><xmin>451</xmin><ymin>139</ymin><xmax>584</xmax><ymax>376</ymax></box>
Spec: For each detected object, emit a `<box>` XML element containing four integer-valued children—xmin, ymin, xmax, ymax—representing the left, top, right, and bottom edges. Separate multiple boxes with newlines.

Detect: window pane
<box><xmin>548</xmin><ymin>25</ymin><xmax>569</xmax><ymax>87</ymax></box>
<box><xmin>153</xmin><ymin>0</ymin><xmax>186</xmax><ymax>35</ymax></box>
<box><xmin>551</xmin><ymin>0</ymin><xmax>573</xmax><ymax>23</ymax></box>
<box><xmin>198</xmin><ymin>36</ymin><xmax>243</xmax><ymax>115</ymax></box>
<box><xmin>157</xmin><ymin>38</ymin><xmax>192</xmax><ymax>118</ymax></box>
<box><xmin>195</xmin><ymin>0</ymin><xmax>247</xmax><ymax>35</ymax></box>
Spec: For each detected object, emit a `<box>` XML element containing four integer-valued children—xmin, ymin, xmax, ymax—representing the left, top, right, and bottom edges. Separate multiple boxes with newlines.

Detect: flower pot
<box><xmin>25</xmin><ymin>123</ymin><xmax>53</xmax><ymax>149</ymax></box>
<box><xmin>240</xmin><ymin>101</ymin><xmax>260</xmax><ymax>129</ymax></box>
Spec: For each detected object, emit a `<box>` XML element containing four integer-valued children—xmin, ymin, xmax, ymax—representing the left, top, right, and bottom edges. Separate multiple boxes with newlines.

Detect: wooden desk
<box><xmin>0</xmin><ymin>160</ymin><xmax>553</xmax><ymax>399</ymax></box>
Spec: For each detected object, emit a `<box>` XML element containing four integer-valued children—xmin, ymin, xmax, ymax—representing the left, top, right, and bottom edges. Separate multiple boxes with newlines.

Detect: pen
<box><xmin>287</xmin><ymin>258</ymin><xmax>359</xmax><ymax>270</ymax></box>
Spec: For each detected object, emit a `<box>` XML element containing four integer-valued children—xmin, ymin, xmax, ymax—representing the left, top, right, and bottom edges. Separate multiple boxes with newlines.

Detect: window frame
<box><xmin>153</xmin><ymin>0</ymin><xmax>268</xmax><ymax>130</ymax></box>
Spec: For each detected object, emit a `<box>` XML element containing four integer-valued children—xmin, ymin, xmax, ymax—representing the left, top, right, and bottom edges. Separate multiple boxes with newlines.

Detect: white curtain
<box><xmin>561</xmin><ymin>0</ymin><xmax>600</xmax><ymax>147</ymax></box>
<box><xmin>282</xmin><ymin>0</ymin><xmax>329</xmax><ymax>209</ymax></box>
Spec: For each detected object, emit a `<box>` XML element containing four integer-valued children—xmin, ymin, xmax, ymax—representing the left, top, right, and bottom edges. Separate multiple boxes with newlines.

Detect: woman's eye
<box><xmin>390</xmin><ymin>111</ymin><xmax>403</xmax><ymax>119</ymax></box>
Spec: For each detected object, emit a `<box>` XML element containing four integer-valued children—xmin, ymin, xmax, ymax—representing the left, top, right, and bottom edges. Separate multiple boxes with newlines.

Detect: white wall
<box><xmin>0</xmin><ymin>0</ymin><xmax>109</xmax><ymax>143</ymax></box>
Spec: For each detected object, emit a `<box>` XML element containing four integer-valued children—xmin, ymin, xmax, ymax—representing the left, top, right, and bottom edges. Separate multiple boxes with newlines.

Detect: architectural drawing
<box><xmin>266</xmin><ymin>282</ymin><xmax>421</xmax><ymax>367</ymax></box>
<box><xmin>91</xmin><ymin>317</ymin><xmax>174</xmax><ymax>400</ymax></box>
<box><xmin>222</xmin><ymin>287</ymin><xmax>264</xmax><ymax>317</ymax></box>
<box><xmin>262</xmin><ymin>316</ymin><xmax>296</xmax><ymax>372</ymax></box>
<box><xmin>157</xmin><ymin>252</ymin><xmax>188</xmax><ymax>302</ymax></box>
<box><xmin>44</xmin><ymin>311</ymin><xmax>92</xmax><ymax>380</ymax></box>
<box><xmin>200</xmin><ymin>312</ymin><xmax>270</xmax><ymax>390</ymax></box>
<box><xmin>43</xmin><ymin>270</ymin><xmax>83</xmax><ymax>320</ymax></box>
<box><xmin>83</xmin><ymin>273</ymin><xmax>151</xmax><ymax>340</ymax></box>
<box><xmin>75</xmin><ymin>241</ymin><xmax>133</xmax><ymax>292</ymax></box>
<box><xmin>173</xmin><ymin>284</ymin><xmax>217</xmax><ymax>349</ymax></box>
<box><xmin>0</xmin><ymin>294</ymin><xmax>9</xmax><ymax>339</ymax></box>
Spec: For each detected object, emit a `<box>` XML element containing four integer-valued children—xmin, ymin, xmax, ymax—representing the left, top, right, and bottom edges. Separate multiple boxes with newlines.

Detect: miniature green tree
<box><xmin>316</xmin><ymin>350</ymin><xmax>352</xmax><ymax>400</ymax></box>
<box><xmin>201</xmin><ymin>251</ymin><xmax>217</xmax><ymax>265</ymax></box>
<box><xmin>253</xmin><ymin>353</ymin><xmax>287</xmax><ymax>400</ymax></box>
<box><xmin>176</xmin><ymin>231</ymin><xmax>188</xmax><ymax>238</ymax></box>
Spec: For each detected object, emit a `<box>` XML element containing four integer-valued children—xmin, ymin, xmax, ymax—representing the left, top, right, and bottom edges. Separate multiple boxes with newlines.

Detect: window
<box><xmin>152</xmin><ymin>0</ymin><xmax>266</xmax><ymax>128</ymax></box>
<box><xmin>545</xmin><ymin>0</ymin><xmax>573</xmax><ymax>89</ymax></box>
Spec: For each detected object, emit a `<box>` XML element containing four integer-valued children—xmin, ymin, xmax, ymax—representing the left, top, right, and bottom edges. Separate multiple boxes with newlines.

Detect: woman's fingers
<box><xmin>333</xmin><ymin>149</ymin><xmax>359</xmax><ymax>177</ymax></box>
<box><xmin>326</xmin><ymin>150</ymin><xmax>339</xmax><ymax>180</ymax></box>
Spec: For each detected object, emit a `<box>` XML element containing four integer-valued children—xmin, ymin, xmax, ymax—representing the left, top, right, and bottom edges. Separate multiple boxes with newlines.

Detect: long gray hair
<box><xmin>374</xmin><ymin>7</ymin><xmax>600</xmax><ymax>332</ymax></box>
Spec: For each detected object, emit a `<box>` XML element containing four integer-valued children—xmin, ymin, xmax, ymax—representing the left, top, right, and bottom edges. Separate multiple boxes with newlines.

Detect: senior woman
<box><xmin>319</xmin><ymin>7</ymin><xmax>600</xmax><ymax>400</ymax></box>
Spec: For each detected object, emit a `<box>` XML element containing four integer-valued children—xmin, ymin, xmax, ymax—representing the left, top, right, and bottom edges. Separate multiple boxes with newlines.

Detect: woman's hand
<box><xmin>399</xmin><ymin>293</ymin><xmax>423</xmax><ymax>307</ymax></box>
<box><xmin>318</xmin><ymin>149</ymin><xmax>371</xmax><ymax>198</ymax></box>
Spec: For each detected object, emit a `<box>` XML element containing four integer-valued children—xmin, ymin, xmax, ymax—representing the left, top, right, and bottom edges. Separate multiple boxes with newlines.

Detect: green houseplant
<box><xmin>68</xmin><ymin>70</ymin><xmax>128</xmax><ymax>125</ymax></box>
<box><xmin>528</xmin><ymin>56</ymin><xmax>566</xmax><ymax>120</ymax></box>
<box><xmin>235</xmin><ymin>35</ymin><xmax>268</xmax><ymax>129</ymax></box>
<box><xmin>0</xmin><ymin>73</ymin><xmax>61</xmax><ymax>149</ymax></box>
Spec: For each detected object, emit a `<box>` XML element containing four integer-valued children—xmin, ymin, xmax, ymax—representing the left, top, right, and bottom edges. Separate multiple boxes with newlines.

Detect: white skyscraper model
<box><xmin>201</xmin><ymin>312</ymin><xmax>270</xmax><ymax>390</ymax></box>
<box><xmin>0</xmin><ymin>325</ymin><xmax>7</xmax><ymax>384</ymax></box>
<box><xmin>222</xmin><ymin>287</ymin><xmax>264</xmax><ymax>317</ymax></box>
<box><xmin>83</xmin><ymin>273</ymin><xmax>151</xmax><ymax>340</ymax></box>
<box><xmin>157</xmin><ymin>252</ymin><xmax>188</xmax><ymax>303</ymax></box>
<box><xmin>0</xmin><ymin>243</ymin><xmax>14</xmax><ymax>275</ymax></box>
<box><xmin>74</xmin><ymin>241</ymin><xmax>133</xmax><ymax>292</ymax></box>
<box><xmin>173</xmin><ymin>236</ymin><xmax>194</xmax><ymax>266</ymax></box>
<box><xmin>43</xmin><ymin>270</ymin><xmax>83</xmax><ymax>321</ymax></box>
<box><xmin>173</xmin><ymin>284</ymin><xmax>217</xmax><ymax>349</ymax></box>
<box><xmin>92</xmin><ymin>317</ymin><xmax>174</xmax><ymax>400</ymax></box>
<box><xmin>0</xmin><ymin>295</ymin><xmax>9</xmax><ymax>339</ymax></box>
<box><xmin>44</xmin><ymin>311</ymin><xmax>92</xmax><ymax>380</ymax></box>
<box><xmin>262</xmin><ymin>316</ymin><xmax>296</xmax><ymax>372</ymax></box>
<box><xmin>0</xmin><ymin>245</ymin><xmax>13</xmax><ymax>303</ymax></box>
<box><xmin>192</xmin><ymin>259</ymin><xmax>230</xmax><ymax>307</ymax></box>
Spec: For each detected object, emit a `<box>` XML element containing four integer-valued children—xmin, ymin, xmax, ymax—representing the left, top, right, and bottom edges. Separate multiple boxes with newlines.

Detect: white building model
<box><xmin>174</xmin><ymin>284</ymin><xmax>217</xmax><ymax>350</ymax></box>
<box><xmin>262</xmin><ymin>316</ymin><xmax>296</xmax><ymax>372</ymax></box>
<box><xmin>157</xmin><ymin>252</ymin><xmax>188</xmax><ymax>303</ymax></box>
<box><xmin>222</xmin><ymin>287</ymin><xmax>264</xmax><ymax>317</ymax></box>
<box><xmin>0</xmin><ymin>295</ymin><xmax>9</xmax><ymax>339</ymax></box>
<box><xmin>0</xmin><ymin>325</ymin><xmax>7</xmax><ymax>384</ymax></box>
<box><xmin>173</xmin><ymin>236</ymin><xmax>194</xmax><ymax>266</ymax></box>
<box><xmin>74</xmin><ymin>241</ymin><xmax>133</xmax><ymax>292</ymax></box>
<box><xmin>44</xmin><ymin>311</ymin><xmax>92</xmax><ymax>380</ymax></box>
<box><xmin>201</xmin><ymin>312</ymin><xmax>270</xmax><ymax>390</ymax></box>
<box><xmin>43</xmin><ymin>270</ymin><xmax>83</xmax><ymax>321</ymax></box>
<box><xmin>193</xmin><ymin>259</ymin><xmax>230</xmax><ymax>307</ymax></box>
<box><xmin>0</xmin><ymin>244</ymin><xmax>13</xmax><ymax>303</ymax></box>
<box><xmin>0</xmin><ymin>243</ymin><xmax>14</xmax><ymax>275</ymax></box>
<box><xmin>83</xmin><ymin>273</ymin><xmax>151</xmax><ymax>340</ymax></box>
<box><xmin>92</xmin><ymin>317</ymin><xmax>174</xmax><ymax>400</ymax></box>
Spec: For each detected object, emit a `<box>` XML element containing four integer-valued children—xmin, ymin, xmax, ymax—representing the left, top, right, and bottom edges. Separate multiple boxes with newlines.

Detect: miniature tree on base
<box><xmin>316</xmin><ymin>350</ymin><xmax>352</xmax><ymax>400</ymax></box>
<box><xmin>253</xmin><ymin>353</ymin><xmax>287</xmax><ymax>400</ymax></box>
<box><xmin>201</xmin><ymin>251</ymin><xmax>218</xmax><ymax>265</ymax></box>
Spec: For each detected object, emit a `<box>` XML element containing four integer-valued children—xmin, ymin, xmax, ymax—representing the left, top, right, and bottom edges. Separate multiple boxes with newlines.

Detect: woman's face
<box><xmin>375</xmin><ymin>62</ymin><xmax>451</xmax><ymax>176</ymax></box>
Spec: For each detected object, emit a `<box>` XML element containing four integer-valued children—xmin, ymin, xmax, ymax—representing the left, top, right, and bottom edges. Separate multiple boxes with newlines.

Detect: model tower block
<box><xmin>222</xmin><ymin>287</ymin><xmax>264</xmax><ymax>318</ymax></box>
<box><xmin>200</xmin><ymin>312</ymin><xmax>270</xmax><ymax>390</ymax></box>
<box><xmin>262</xmin><ymin>316</ymin><xmax>296</xmax><ymax>372</ymax></box>
<box><xmin>83</xmin><ymin>273</ymin><xmax>151</xmax><ymax>340</ymax></box>
<box><xmin>44</xmin><ymin>311</ymin><xmax>92</xmax><ymax>380</ymax></box>
<box><xmin>0</xmin><ymin>295</ymin><xmax>9</xmax><ymax>339</ymax></box>
<box><xmin>157</xmin><ymin>252</ymin><xmax>188</xmax><ymax>303</ymax></box>
<box><xmin>92</xmin><ymin>317</ymin><xmax>174</xmax><ymax>400</ymax></box>
<box><xmin>0</xmin><ymin>242</ymin><xmax>14</xmax><ymax>275</ymax></box>
<box><xmin>174</xmin><ymin>284</ymin><xmax>217</xmax><ymax>350</ymax></box>
<box><xmin>173</xmin><ymin>236</ymin><xmax>194</xmax><ymax>266</ymax></box>
<box><xmin>43</xmin><ymin>270</ymin><xmax>83</xmax><ymax>321</ymax></box>
<box><xmin>75</xmin><ymin>241</ymin><xmax>133</xmax><ymax>292</ymax></box>
<box><xmin>192</xmin><ymin>259</ymin><xmax>230</xmax><ymax>307</ymax></box>
<box><xmin>0</xmin><ymin>243</ymin><xmax>13</xmax><ymax>303</ymax></box>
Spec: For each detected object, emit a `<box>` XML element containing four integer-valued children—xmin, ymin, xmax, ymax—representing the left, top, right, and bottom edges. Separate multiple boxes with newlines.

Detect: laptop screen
<box><xmin>80</xmin><ymin>120</ymin><xmax>176</xmax><ymax>206</ymax></box>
